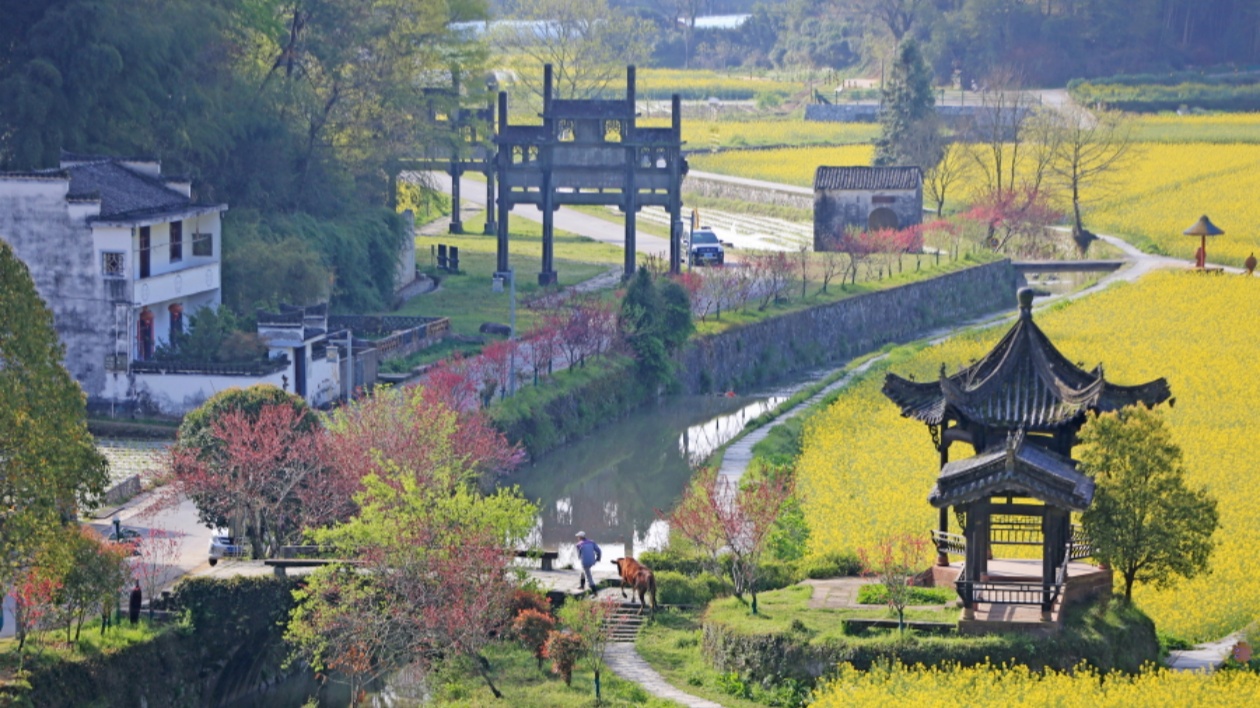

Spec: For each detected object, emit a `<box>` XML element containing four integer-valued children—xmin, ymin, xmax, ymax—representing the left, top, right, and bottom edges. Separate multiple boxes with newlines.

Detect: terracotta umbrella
<box><xmin>1183</xmin><ymin>215</ymin><xmax>1224</xmax><ymax>269</ymax></box>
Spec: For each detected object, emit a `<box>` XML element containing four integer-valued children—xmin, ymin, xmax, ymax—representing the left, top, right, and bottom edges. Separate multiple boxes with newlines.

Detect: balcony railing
<box><xmin>131</xmin><ymin>356</ymin><xmax>289</xmax><ymax>377</ymax></box>
<box><xmin>134</xmin><ymin>263</ymin><xmax>219</xmax><ymax>307</ymax></box>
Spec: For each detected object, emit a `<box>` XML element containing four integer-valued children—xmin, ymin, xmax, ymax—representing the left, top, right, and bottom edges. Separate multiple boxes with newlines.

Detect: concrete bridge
<box><xmin>1012</xmin><ymin>260</ymin><xmax>1125</xmax><ymax>274</ymax></box>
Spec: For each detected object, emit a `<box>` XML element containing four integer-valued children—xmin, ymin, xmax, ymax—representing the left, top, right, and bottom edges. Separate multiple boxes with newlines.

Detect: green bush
<box><xmin>799</xmin><ymin>551</ymin><xmax>862</xmax><ymax>579</ymax></box>
<box><xmin>656</xmin><ymin>571</ymin><xmax>732</xmax><ymax>605</ymax></box>
<box><xmin>855</xmin><ymin>584</ymin><xmax>956</xmax><ymax>606</ymax></box>
<box><xmin>639</xmin><ymin>549</ymin><xmax>709</xmax><ymax>577</ymax></box>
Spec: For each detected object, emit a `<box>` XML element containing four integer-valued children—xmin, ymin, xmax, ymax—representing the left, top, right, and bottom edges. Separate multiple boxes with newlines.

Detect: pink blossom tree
<box><xmin>661</xmin><ymin>467</ymin><xmax>794</xmax><ymax>614</ymax></box>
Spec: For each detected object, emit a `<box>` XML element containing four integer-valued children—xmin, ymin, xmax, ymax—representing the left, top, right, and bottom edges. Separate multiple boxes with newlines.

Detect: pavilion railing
<box><xmin>931</xmin><ymin>530</ymin><xmax>967</xmax><ymax>557</ymax></box>
<box><xmin>1068</xmin><ymin>524</ymin><xmax>1094</xmax><ymax>561</ymax></box>
<box><xmin>956</xmin><ymin>580</ymin><xmax>1058</xmax><ymax>607</ymax></box>
<box><xmin>989</xmin><ymin>518</ymin><xmax>1044</xmax><ymax>546</ymax></box>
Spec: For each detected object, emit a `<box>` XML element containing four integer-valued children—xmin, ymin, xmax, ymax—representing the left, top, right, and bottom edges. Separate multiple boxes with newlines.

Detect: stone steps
<box><xmin>603</xmin><ymin>603</ymin><xmax>651</xmax><ymax>643</ymax></box>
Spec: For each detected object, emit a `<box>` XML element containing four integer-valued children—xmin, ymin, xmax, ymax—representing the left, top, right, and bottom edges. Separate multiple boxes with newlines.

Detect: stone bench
<box><xmin>515</xmin><ymin>549</ymin><xmax>561</xmax><ymax>571</ymax></box>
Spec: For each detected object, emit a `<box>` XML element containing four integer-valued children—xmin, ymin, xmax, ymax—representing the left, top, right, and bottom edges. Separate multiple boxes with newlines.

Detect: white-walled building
<box><xmin>0</xmin><ymin>152</ymin><xmax>227</xmax><ymax>411</ymax></box>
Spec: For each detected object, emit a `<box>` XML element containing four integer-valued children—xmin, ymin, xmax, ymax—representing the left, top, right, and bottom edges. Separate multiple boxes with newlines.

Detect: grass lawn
<box><xmin>706</xmin><ymin>585</ymin><xmax>960</xmax><ymax>636</ymax></box>
<box><xmin>637</xmin><ymin>586</ymin><xmax>962</xmax><ymax>707</ymax></box>
<box><xmin>429</xmin><ymin>640</ymin><xmax>677</xmax><ymax>707</ymax></box>
<box><xmin>636</xmin><ymin>609</ymin><xmax>780</xmax><ymax>708</ymax></box>
<box><xmin>398</xmin><ymin>220</ymin><xmax>621</xmax><ymax>337</ymax></box>
<box><xmin>0</xmin><ymin>617</ymin><xmax>168</xmax><ymax>675</ymax></box>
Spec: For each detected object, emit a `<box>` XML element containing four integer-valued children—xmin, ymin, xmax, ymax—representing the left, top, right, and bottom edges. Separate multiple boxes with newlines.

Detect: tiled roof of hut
<box><xmin>929</xmin><ymin>431</ymin><xmax>1094</xmax><ymax>510</ymax></box>
<box><xmin>882</xmin><ymin>288</ymin><xmax>1171</xmax><ymax>432</ymax></box>
<box><xmin>813</xmin><ymin>165</ymin><xmax>921</xmax><ymax>191</ymax></box>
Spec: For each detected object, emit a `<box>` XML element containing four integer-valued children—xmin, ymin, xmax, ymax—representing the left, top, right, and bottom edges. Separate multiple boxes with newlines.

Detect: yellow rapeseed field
<box><xmin>639</xmin><ymin>118</ymin><xmax>878</xmax><ymax>149</ymax></box>
<box><xmin>798</xmin><ymin>271</ymin><xmax>1260</xmax><ymax>640</ymax></box>
<box><xmin>810</xmin><ymin>662</ymin><xmax>1260</xmax><ymax>706</ymax></box>
<box><xmin>688</xmin><ymin>140</ymin><xmax>1260</xmax><ymax>268</ymax></box>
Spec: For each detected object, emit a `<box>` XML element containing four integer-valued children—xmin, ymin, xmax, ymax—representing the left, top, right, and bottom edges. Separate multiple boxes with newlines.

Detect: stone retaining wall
<box><xmin>682</xmin><ymin>173</ymin><xmax>813</xmax><ymax>211</ymax></box>
<box><xmin>675</xmin><ymin>260</ymin><xmax>1018</xmax><ymax>394</ymax></box>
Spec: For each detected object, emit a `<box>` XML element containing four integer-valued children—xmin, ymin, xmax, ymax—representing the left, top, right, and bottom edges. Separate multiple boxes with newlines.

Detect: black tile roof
<box><xmin>63</xmin><ymin>160</ymin><xmax>189</xmax><ymax>220</ymax></box>
<box><xmin>814</xmin><ymin>166</ymin><xmax>921</xmax><ymax>191</ymax></box>
<box><xmin>883</xmin><ymin>290</ymin><xmax>1171</xmax><ymax>432</ymax></box>
<box><xmin>929</xmin><ymin>432</ymin><xmax>1094</xmax><ymax>510</ymax></box>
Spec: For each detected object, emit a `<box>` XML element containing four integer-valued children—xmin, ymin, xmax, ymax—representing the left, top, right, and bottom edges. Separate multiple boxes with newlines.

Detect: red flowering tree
<box><xmin>513</xmin><ymin>609</ymin><xmax>556</xmax><ymax>670</ymax></box>
<box><xmin>480</xmin><ymin>338</ymin><xmax>519</xmax><ymax>400</ymax></box>
<box><xmin>965</xmin><ymin>186</ymin><xmax>1062</xmax><ymax>255</ymax></box>
<box><xmin>13</xmin><ymin>567</ymin><xmax>60</xmax><ymax>662</ymax></box>
<box><xmin>285</xmin><ymin>449</ymin><xmax>536</xmax><ymax>699</ymax></box>
<box><xmin>323</xmin><ymin>384</ymin><xmax>523</xmax><ymax>494</ymax></box>
<box><xmin>423</xmin><ymin>353</ymin><xmax>482</xmax><ymax>412</ymax></box>
<box><xmin>169</xmin><ymin>394</ymin><xmax>325</xmax><ymax>558</ymax></box>
<box><xmin>661</xmin><ymin>467</ymin><xmax>794</xmax><ymax>614</ymax></box>
<box><xmin>858</xmin><ymin>533</ymin><xmax>932</xmax><ymax>634</ymax></box>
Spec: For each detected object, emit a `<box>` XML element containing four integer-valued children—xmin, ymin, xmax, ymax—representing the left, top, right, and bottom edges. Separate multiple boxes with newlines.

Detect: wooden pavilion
<box><xmin>882</xmin><ymin>288</ymin><xmax>1171</xmax><ymax>625</ymax></box>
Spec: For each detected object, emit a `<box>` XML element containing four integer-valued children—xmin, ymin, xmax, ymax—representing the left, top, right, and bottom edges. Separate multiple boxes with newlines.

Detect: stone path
<box><xmin>800</xmin><ymin>577</ymin><xmax>873</xmax><ymax>609</ymax></box>
<box><xmin>604</xmin><ymin>644</ymin><xmax>724</xmax><ymax>708</ymax></box>
<box><xmin>1167</xmin><ymin>633</ymin><xmax>1244</xmax><ymax>673</ymax></box>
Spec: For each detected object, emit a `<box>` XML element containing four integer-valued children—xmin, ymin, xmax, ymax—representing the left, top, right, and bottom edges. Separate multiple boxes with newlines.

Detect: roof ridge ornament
<box><xmin>1005</xmin><ymin>428</ymin><xmax>1025</xmax><ymax>472</ymax></box>
<box><xmin>1017</xmin><ymin>287</ymin><xmax>1034</xmax><ymax>319</ymax></box>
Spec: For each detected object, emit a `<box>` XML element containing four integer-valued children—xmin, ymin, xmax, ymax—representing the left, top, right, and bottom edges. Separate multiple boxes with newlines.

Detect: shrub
<box><xmin>656</xmin><ymin>571</ymin><xmax>732</xmax><ymax>606</ymax></box>
<box><xmin>800</xmin><ymin>551</ymin><xmax>862</xmax><ymax>579</ymax></box>
<box><xmin>855</xmin><ymin>584</ymin><xmax>956</xmax><ymax>606</ymax></box>
<box><xmin>543</xmin><ymin>629</ymin><xmax>585</xmax><ymax>686</ymax></box>
<box><xmin>513</xmin><ymin>609</ymin><xmax>556</xmax><ymax>670</ymax></box>
<box><xmin>639</xmin><ymin>549</ymin><xmax>708</xmax><ymax>577</ymax></box>
<box><xmin>508</xmin><ymin>588</ymin><xmax>551</xmax><ymax>618</ymax></box>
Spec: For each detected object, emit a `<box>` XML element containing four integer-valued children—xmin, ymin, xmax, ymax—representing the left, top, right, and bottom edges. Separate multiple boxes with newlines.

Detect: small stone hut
<box><xmin>813</xmin><ymin>166</ymin><xmax>922</xmax><ymax>250</ymax></box>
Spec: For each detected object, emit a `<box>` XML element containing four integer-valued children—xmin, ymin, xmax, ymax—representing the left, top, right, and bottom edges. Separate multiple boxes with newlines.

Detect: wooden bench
<box><xmin>514</xmin><ymin>549</ymin><xmax>561</xmax><ymax>571</ymax></box>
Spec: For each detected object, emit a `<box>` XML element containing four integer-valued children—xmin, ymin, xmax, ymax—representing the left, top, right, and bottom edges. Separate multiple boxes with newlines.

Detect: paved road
<box><xmin>418</xmin><ymin>171</ymin><xmax>672</xmax><ymax>256</ymax></box>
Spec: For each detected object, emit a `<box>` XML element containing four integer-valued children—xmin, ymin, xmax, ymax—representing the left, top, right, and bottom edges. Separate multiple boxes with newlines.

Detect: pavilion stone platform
<box><xmin>930</xmin><ymin>559</ymin><xmax>1113</xmax><ymax>636</ymax></box>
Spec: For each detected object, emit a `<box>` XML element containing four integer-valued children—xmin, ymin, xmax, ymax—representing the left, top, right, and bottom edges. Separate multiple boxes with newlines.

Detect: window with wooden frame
<box><xmin>169</xmin><ymin>220</ymin><xmax>183</xmax><ymax>262</ymax></box>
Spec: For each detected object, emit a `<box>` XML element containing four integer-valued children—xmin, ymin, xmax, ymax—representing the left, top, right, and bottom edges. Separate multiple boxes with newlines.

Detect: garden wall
<box><xmin>682</xmin><ymin>171</ymin><xmax>814</xmax><ymax>211</ymax></box>
<box><xmin>676</xmin><ymin>260</ymin><xmax>1018</xmax><ymax>394</ymax></box>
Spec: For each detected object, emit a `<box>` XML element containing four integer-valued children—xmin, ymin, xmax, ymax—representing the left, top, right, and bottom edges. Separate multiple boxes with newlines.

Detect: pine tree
<box><xmin>873</xmin><ymin>39</ymin><xmax>940</xmax><ymax>169</ymax></box>
<box><xmin>0</xmin><ymin>240</ymin><xmax>108</xmax><ymax>587</ymax></box>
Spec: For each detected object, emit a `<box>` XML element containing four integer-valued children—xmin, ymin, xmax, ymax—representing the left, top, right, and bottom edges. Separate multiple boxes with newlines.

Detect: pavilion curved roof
<box><xmin>882</xmin><ymin>291</ymin><xmax>1171</xmax><ymax>432</ymax></box>
<box><xmin>929</xmin><ymin>432</ymin><xmax>1094</xmax><ymax>510</ymax></box>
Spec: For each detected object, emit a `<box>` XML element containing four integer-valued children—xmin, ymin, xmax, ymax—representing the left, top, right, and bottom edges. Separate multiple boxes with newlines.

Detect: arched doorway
<box><xmin>868</xmin><ymin>207</ymin><xmax>899</xmax><ymax>231</ymax></box>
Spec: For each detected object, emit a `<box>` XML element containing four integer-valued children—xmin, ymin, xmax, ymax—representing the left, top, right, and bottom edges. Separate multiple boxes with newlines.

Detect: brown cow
<box><xmin>612</xmin><ymin>557</ymin><xmax>657</xmax><ymax>614</ymax></box>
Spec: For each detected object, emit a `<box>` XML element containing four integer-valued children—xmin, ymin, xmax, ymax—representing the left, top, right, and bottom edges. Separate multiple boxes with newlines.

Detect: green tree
<box><xmin>495</xmin><ymin>0</ymin><xmax>653</xmax><ymax>102</ymax></box>
<box><xmin>619</xmin><ymin>269</ymin><xmax>668</xmax><ymax>380</ymax></box>
<box><xmin>873</xmin><ymin>39</ymin><xmax>939</xmax><ymax>168</ymax></box>
<box><xmin>1078</xmin><ymin>406</ymin><xmax>1220</xmax><ymax>603</ymax></box>
<box><xmin>0</xmin><ymin>241</ymin><xmax>108</xmax><ymax>589</ymax></box>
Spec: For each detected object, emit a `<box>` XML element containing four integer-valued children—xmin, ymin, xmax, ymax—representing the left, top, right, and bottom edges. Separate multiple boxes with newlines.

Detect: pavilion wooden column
<box><xmin>936</xmin><ymin>437</ymin><xmax>951</xmax><ymax>566</ymax></box>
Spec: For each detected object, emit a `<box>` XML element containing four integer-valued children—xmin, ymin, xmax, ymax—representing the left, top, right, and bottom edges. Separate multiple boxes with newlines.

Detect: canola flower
<box><xmin>798</xmin><ymin>271</ymin><xmax>1260</xmax><ymax>640</ymax></box>
<box><xmin>810</xmin><ymin>662</ymin><xmax>1260</xmax><ymax>707</ymax></box>
<box><xmin>688</xmin><ymin>140</ymin><xmax>1260</xmax><ymax>268</ymax></box>
<box><xmin>638</xmin><ymin>118</ymin><xmax>878</xmax><ymax>149</ymax></box>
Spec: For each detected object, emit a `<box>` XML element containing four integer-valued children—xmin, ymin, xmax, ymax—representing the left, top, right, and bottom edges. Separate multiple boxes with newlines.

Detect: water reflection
<box><xmin>506</xmin><ymin>393</ymin><xmax>783</xmax><ymax>573</ymax></box>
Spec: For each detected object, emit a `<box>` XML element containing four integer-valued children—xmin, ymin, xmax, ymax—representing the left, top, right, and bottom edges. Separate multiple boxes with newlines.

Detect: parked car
<box><xmin>208</xmin><ymin>530</ymin><xmax>244</xmax><ymax>566</ymax></box>
<box><xmin>688</xmin><ymin>228</ymin><xmax>725</xmax><ymax>266</ymax></box>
